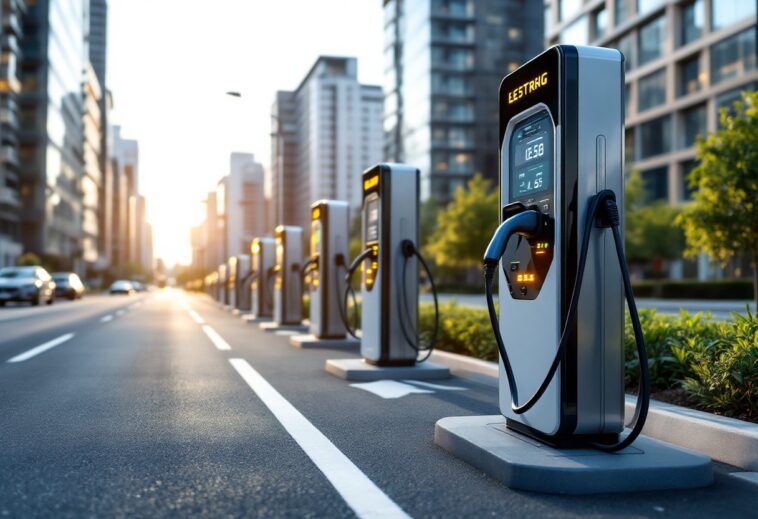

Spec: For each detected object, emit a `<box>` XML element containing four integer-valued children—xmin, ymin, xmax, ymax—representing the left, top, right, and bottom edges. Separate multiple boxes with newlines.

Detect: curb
<box><xmin>429</xmin><ymin>349</ymin><xmax>758</xmax><ymax>471</ymax></box>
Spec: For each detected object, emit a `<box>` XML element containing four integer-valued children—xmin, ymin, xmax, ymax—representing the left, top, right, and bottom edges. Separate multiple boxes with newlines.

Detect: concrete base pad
<box><xmin>259</xmin><ymin>322</ymin><xmax>308</xmax><ymax>333</ymax></box>
<box><xmin>325</xmin><ymin>358</ymin><xmax>450</xmax><ymax>381</ymax></box>
<box><xmin>290</xmin><ymin>334</ymin><xmax>360</xmax><ymax>350</ymax></box>
<box><xmin>434</xmin><ymin>415</ymin><xmax>713</xmax><ymax>495</ymax></box>
<box><xmin>241</xmin><ymin>315</ymin><xmax>271</xmax><ymax>324</ymax></box>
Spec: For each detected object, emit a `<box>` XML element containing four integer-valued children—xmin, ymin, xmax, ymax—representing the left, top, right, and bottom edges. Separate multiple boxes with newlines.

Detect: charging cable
<box><xmin>396</xmin><ymin>240</ymin><xmax>439</xmax><ymax>362</ymax></box>
<box><xmin>482</xmin><ymin>189</ymin><xmax>649</xmax><ymax>452</ymax></box>
<box><xmin>337</xmin><ymin>249</ymin><xmax>374</xmax><ymax>339</ymax></box>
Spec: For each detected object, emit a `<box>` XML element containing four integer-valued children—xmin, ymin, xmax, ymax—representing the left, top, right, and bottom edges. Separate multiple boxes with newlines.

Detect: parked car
<box><xmin>130</xmin><ymin>280</ymin><xmax>146</xmax><ymax>292</ymax></box>
<box><xmin>0</xmin><ymin>266</ymin><xmax>56</xmax><ymax>306</ymax></box>
<box><xmin>109</xmin><ymin>280</ymin><xmax>135</xmax><ymax>295</ymax></box>
<box><xmin>52</xmin><ymin>272</ymin><xmax>85</xmax><ymax>300</ymax></box>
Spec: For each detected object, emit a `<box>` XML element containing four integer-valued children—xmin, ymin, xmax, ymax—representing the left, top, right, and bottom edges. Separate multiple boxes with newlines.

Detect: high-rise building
<box><xmin>0</xmin><ymin>0</ymin><xmax>27</xmax><ymax>267</ymax></box>
<box><xmin>88</xmin><ymin>0</ymin><xmax>107</xmax><ymax>88</ymax></box>
<box><xmin>110</xmin><ymin>125</ymin><xmax>139</xmax><ymax>271</ymax></box>
<box><xmin>382</xmin><ymin>0</ymin><xmax>544</xmax><ymax>202</ymax></box>
<box><xmin>547</xmin><ymin>0</ymin><xmax>757</xmax><ymax>278</ymax></box>
<box><xmin>269</xmin><ymin>57</ymin><xmax>383</xmax><ymax>232</ymax></box>
<box><xmin>225</xmin><ymin>153</ymin><xmax>265</xmax><ymax>257</ymax></box>
<box><xmin>82</xmin><ymin>62</ymin><xmax>104</xmax><ymax>277</ymax></box>
<box><xmin>18</xmin><ymin>0</ymin><xmax>88</xmax><ymax>273</ymax></box>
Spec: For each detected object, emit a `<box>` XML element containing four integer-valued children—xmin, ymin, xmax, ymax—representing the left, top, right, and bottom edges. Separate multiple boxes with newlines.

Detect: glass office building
<box><xmin>19</xmin><ymin>0</ymin><xmax>87</xmax><ymax>271</ymax></box>
<box><xmin>547</xmin><ymin>0</ymin><xmax>757</xmax><ymax>205</ymax></box>
<box><xmin>383</xmin><ymin>0</ymin><xmax>544</xmax><ymax>202</ymax></box>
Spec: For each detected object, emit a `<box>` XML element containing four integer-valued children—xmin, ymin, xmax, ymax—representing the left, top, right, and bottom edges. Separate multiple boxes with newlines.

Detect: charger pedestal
<box><xmin>434</xmin><ymin>415</ymin><xmax>712</xmax><ymax>495</ymax></box>
<box><xmin>259</xmin><ymin>322</ymin><xmax>308</xmax><ymax>333</ymax></box>
<box><xmin>290</xmin><ymin>335</ymin><xmax>360</xmax><ymax>350</ymax></box>
<box><xmin>325</xmin><ymin>358</ymin><xmax>449</xmax><ymax>381</ymax></box>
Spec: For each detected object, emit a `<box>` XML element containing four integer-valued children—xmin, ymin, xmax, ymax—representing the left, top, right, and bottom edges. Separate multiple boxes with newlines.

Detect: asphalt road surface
<box><xmin>1</xmin><ymin>290</ymin><xmax>756</xmax><ymax>517</ymax></box>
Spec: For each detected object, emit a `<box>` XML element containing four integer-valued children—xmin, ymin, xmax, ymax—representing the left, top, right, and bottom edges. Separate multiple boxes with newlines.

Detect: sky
<box><xmin>107</xmin><ymin>0</ymin><xmax>384</xmax><ymax>267</ymax></box>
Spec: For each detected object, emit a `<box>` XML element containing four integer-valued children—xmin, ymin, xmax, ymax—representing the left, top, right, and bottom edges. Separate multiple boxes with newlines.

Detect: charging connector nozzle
<box><xmin>483</xmin><ymin>210</ymin><xmax>544</xmax><ymax>266</ymax></box>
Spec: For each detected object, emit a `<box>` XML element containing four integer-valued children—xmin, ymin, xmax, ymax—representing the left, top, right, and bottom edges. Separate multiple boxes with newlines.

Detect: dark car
<box><xmin>0</xmin><ymin>266</ymin><xmax>56</xmax><ymax>306</ymax></box>
<box><xmin>52</xmin><ymin>272</ymin><xmax>85</xmax><ymax>300</ymax></box>
<box><xmin>109</xmin><ymin>280</ymin><xmax>135</xmax><ymax>295</ymax></box>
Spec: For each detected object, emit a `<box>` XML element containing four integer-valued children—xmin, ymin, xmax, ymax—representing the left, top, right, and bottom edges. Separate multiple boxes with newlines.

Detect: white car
<box><xmin>109</xmin><ymin>280</ymin><xmax>135</xmax><ymax>295</ymax></box>
<box><xmin>0</xmin><ymin>266</ymin><xmax>56</xmax><ymax>306</ymax></box>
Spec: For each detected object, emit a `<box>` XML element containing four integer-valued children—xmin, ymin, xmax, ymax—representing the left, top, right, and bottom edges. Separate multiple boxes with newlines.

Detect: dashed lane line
<box><xmin>230</xmin><ymin>358</ymin><xmax>411</xmax><ymax>519</ymax></box>
<box><xmin>202</xmin><ymin>325</ymin><xmax>231</xmax><ymax>350</ymax></box>
<box><xmin>7</xmin><ymin>333</ymin><xmax>75</xmax><ymax>363</ymax></box>
<box><xmin>188</xmin><ymin>309</ymin><xmax>205</xmax><ymax>324</ymax></box>
<box><xmin>100</xmin><ymin>314</ymin><xmax>113</xmax><ymax>323</ymax></box>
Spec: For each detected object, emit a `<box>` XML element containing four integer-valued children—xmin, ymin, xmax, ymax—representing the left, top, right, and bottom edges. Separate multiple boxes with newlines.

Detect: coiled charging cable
<box><xmin>336</xmin><ymin>249</ymin><xmax>373</xmax><ymax>339</ymax></box>
<box><xmin>482</xmin><ymin>189</ymin><xmax>649</xmax><ymax>452</ymax></box>
<box><xmin>396</xmin><ymin>240</ymin><xmax>439</xmax><ymax>362</ymax></box>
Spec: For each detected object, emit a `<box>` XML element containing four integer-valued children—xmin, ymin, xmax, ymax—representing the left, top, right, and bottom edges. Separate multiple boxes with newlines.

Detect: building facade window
<box><xmin>561</xmin><ymin>15</ymin><xmax>589</xmax><ymax>45</ymax></box>
<box><xmin>710</xmin><ymin>28</ymin><xmax>757</xmax><ymax>85</ymax></box>
<box><xmin>711</xmin><ymin>0</ymin><xmax>757</xmax><ymax>31</ymax></box>
<box><xmin>678</xmin><ymin>54</ymin><xmax>705</xmax><ymax>96</ymax></box>
<box><xmin>593</xmin><ymin>7</ymin><xmax>608</xmax><ymax>40</ymax></box>
<box><xmin>642</xmin><ymin>166</ymin><xmax>669</xmax><ymax>202</ymax></box>
<box><xmin>639</xmin><ymin>15</ymin><xmax>666</xmax><ymax>65</ymax></box>
<box><xmin>680</xmin><ymin>103</ymin><xmax>707</xmax><ymax>148</ymax></box>
<box><xmin>560</xmin><ymin>0</ymin><xmax>582</xmax><ymax>23</ymax></box>
<box><xmin>639</xmin><ymin>115</ymin><xmax>671</xmax><ymax>158</ymax></box>
<box><xmin>616</xmin><ymin>32</ymin><xmax>635</xmax><ymax>71</ymax></box>
<box><xmin>615</xmin><ymin>0</ymin><xmax>633</xmax><ymax>27</ymax></box>
<box><xmin>680</xmin><ymin>0</ymin><xmax>704</xmax><ymax>47</ymax></box>
<box><xmin>638</xmin><ymin>68</ymin><xmax>667</xmax><ymax>111</ymax></box>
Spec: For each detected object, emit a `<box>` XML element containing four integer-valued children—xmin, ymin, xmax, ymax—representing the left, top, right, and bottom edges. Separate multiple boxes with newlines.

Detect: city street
<box><xmin>1</xmin><ymin>289</ymin><xmax>756</xmax><ymax>517</ymax></box>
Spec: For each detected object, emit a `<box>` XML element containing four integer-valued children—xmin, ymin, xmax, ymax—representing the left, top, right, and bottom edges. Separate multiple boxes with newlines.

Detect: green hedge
<box><xmin>631</xmin><ymin>279</ymin><xmax>753</xmax><ymax>300</ymax></box>
<box><xmin>418</xmin><ymin>302</ymin><xmax>756</xmax><ymax>422</ymax></box>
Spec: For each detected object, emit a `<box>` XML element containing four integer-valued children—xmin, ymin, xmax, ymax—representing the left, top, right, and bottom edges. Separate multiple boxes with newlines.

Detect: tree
<box><xmin>676</xmin><ymin>90</ymin><xmax>758</xmax><ymax>307</ymax></box>
<box><xmin>16</xmin><ymin>252</ymin><xmax>41</xmax><ymax>267</ymax></box>
<box><xmin>426</xmin><ymin>174</ymin><xmax>499</xmax><ymax>269</ymax></box>
<box><xmin>624</xmin><ymin>170</ymin><xmax>684</xmax><ymax>270</ymax></box>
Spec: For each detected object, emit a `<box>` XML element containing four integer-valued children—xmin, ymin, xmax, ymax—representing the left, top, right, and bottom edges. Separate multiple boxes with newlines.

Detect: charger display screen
<box><xmin>365</xmin><ymin>197</ymin><xmax>379</xmax><ymax>244</ymax></box>
<box><xmin>510</xmin><ymin>110</ymin><xmax>553</xmax><ymax>199</ymax></box>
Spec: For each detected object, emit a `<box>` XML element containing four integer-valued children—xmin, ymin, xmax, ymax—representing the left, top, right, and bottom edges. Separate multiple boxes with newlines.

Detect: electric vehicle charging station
<box><xmin>217</xmin><ymin>264</ymin><xmax>228</xmax><ymax>307</ymax></box>
<box><xmin>259</xmin><ymin>225</ymin><xmax>308</xmax><ymax>332</ymax></box>
<box><xmin>434</xmin><ymin>45</ymin><xmax>711</xmax><ymax>494</ymax></box>
<box><xmin>290</xmin><ymin>200</ymin><xmax>359</xmax><ymax>349</ymax></box>
<box><xmin>325</xmin><ymin>164</ymin><xmax>449</xmax><ymax>380</ymax></box>
<box><xmin>229</xmin><ymin>254</ymin><xmax>252</xmax><ymax>313</ymax></box>
<box><xmin>244</xmin><ymin>237</ymin><xmax>276</xmax><ymax>323</ymax></box>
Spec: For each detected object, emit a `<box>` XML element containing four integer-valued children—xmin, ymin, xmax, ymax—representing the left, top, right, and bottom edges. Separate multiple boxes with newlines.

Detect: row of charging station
<box><xmin>198</xmin><ymin>44</ymin><xmax>712</xmax><ymax>495</ymax></box>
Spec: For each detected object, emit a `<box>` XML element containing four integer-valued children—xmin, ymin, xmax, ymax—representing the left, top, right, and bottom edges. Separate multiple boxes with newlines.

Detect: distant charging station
<box><xmin>434</xmin><ymin>45</ymin><xmax>711</xmax><ymax>494</ymax></box>
<box><xmin>290</xmin><ymin>200</ymin><xmax>359</xmax><ymax>349</ymax></box>
<box><xmin>228</xmin><ymin>254</ymin><xmax>251</xmax><ymax>312</ymax></box>
<box><xmin>260</xmin><ymin>226</ymin><xmax>307</xmax><ymax>332</ymax></box>
<box><xmin>326</xmin><ymin>164</ymin><xmax>449</xmax><ymax>380</ymax></box>
<box><xmin>248</xmin><ymin>237</ymin><xmax>275</xmax><ymax>321</ymax></box>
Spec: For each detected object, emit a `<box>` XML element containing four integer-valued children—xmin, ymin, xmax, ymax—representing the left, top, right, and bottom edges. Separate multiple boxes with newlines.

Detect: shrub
<box><xmin>679</xmin><ymin>311</ymin><xmax>758</xmax><ymax>421</ymax></box>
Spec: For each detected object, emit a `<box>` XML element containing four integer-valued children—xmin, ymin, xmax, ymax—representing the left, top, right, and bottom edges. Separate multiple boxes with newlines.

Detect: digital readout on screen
<box><xmin>510</xmin><ymin>111</ymin><xmax>553</xmax><ymax>199</ymax></box>
<box><xmin>365</xmin><ymin>198</ymin><xmax>379</xmax><ymax>243</ymax></box>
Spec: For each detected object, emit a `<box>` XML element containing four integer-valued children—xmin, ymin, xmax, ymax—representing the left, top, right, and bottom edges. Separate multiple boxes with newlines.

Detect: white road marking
<box><xmin>129</xmin><ymin>302</ymin><xmax>141</xmax><ymax>309</ymax></box>
<box><xmin>202</xmin><ymin>325</ymin><xmax>231</xmax><ymax>350</ymax></box>
<box><xmin>350</xmin><ymin>380</ymin><xmax>434</xmax><ymax>399</ymax></box>
<box><xmin>230</xmin><ymin>358</ymin><xmax>410</xmax><ymax>519</ymax></box>
<box><xmin>188</xmin><ymin>310</ymin><xmax>204</xmax><ymax>324</ymax></box>
<box><xmin>100</xmin><ymin>314</ymin><xmax>113</xmax><ymax>323</ymax></box>
<box><xmin>116</xmin><ymin>309</ymin><xmax>126</xmax><ymax>317</ymax></box>
<box><xmin>403</xmin><ymin>380</ymin><xmax>467</xmax><ymax>391</ymax></box>
<box><xmin>7</xmin><ymin>333</ymin><xmax>75</xmax><ymax>363</ymax></box>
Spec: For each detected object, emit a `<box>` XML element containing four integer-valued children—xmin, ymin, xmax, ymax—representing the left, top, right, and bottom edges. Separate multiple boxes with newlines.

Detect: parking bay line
<box><xmin>7</xmin><ymin>333</ymin><xmax>75</xmax><ymax>363</ymax></box>
<box><xmin>202</xmin><ymin>325</ymin><xmax>231</xmax><ymax>350</ymax></box>
<box><xmin>229</xmin><ymin>358</ymin><xmax>410</xmax><ymax>519</ymax></box>
<box><xmin>100</xmin><ymin>314</ymin><xmax>113</xmax><ymax>323</ymax></box>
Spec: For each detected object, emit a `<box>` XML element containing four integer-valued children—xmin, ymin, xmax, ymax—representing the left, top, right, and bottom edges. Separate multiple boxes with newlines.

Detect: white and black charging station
<box><xmin>243</xmin><ymin>237</ymin><xmax>276</xmax><ymax>323</ymax></box>
<box><xmin>434</xmin><ymin>45</ymin><xmax>711</xmax><ymax>494</ymax></box>
<box><xmin>290</xmin><ymin>200</ymin><xmax>359</xmax><ymax>349</ymax></box>
<box><xmin>326</xmin><ymin>164</ymin><xmax>449</xmax><ymax>380</ymax></box>
<box><xmin>228</xmin><ymin>254</ymin><xmax>251</xmax><ymax>314</ymax></box>
<box><xmin>260</xmin><ymin>225</ymin><xmax>308</xmax><ymax>333</ymax></box>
